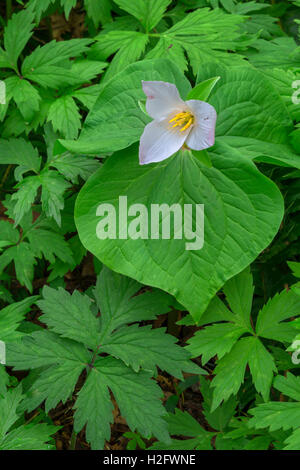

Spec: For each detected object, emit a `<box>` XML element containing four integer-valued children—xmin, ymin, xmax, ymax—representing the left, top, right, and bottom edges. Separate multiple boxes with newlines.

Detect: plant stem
<box><xmin>0</xmin><ymin>164</ymin><xmax>12</xmax><ymax>189</ymax></box>
<box><xmin>69</xmin><ymin>429</ymin><xmax>77</xmax><ymax>450</ymax></box>
<box><xmin>6</xmin><ymin>0</ymin><xmax>12</xmax><ymax>20</ymax></box>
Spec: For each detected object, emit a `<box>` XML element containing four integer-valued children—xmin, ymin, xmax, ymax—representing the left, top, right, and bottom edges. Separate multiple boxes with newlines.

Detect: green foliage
<box><xmin>74</xmin><ymin>140</ymin><xmax>283</xmax><ymax>322</ymax></box>
<box><xmin>0</xmin><ymin>0</ymin><xmax>300</xmax><ymax>452</ymax></box>
<box><xmin>6</xmin><ymin>267</ymin><xmax>201</xmax><ymax>449</ymax></box>
<box><xmin>0</xmin><ymin>385</ymin><xmax>58</xmax><ymax>450</ymax></box>
<box><xmin>187</xmin><ymin>269</ymin><xmax>300</xmax><ymax>408</ymax></box>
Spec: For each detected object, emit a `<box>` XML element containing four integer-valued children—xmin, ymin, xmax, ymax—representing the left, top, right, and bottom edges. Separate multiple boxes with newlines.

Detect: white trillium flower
<box><xmin>139</xmin><ymin>80</ymin><xmax>217</xmax><ymax>165</ymax></box>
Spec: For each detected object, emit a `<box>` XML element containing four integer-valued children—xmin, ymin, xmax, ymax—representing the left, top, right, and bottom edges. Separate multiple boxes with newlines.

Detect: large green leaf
<box><xmin>75</xmin><ymin>145</ymin><xmax>283</xmax><ymax>321</ymax></box>
<box><xmin>60</xmin><ymin>59</ymin><xmax>191</xmax><ymax>154</ymax></box>
<box><xmin>197</xmin><ymin>63</ymin><xmax>300</xmax><ymax>169</ymax></box>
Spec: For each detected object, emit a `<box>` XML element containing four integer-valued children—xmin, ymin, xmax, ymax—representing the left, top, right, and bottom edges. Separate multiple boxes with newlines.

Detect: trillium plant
<box><xmin>139</xmin><ymin>81</ymin><xmax>217</xmax><ymax>164</ymax></box>
<box><xmin>0</xmin><ymin>0</ymin><xmax>300</xmax><ymax>454</ymax></box>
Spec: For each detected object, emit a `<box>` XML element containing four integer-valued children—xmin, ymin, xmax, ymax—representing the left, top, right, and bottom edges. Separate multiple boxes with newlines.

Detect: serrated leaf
<box><xmin>0</xmin><ymin>422</ymin><xmax>57</xmax><ymax>450</ymax></box>
<box><xmin>48</xmin><ymin>95</ymin><xmax>81</xmax><ymax>139</ymax></box>
<box><xmin>26</xmin><ymin>228</ymin><xmax>74</xmax><ymax>265</ymax></box>
<box><xmin>249</xmin><ymin>402</ymin><xmax>300</xmax><ymax>432</ymax></box>
<box><xmin>273</xmin><ymin>373</ymin><xmax>300</xmax><ymax>402</ymax></box>
<box><xmin>84</xmin><ymin>0</ymin><xmax>113</xmax><ymax>27</ymax></box>
<box><xmin>94</xmin><ymin>356</ymin><xmax>170</xmax><ymax>443</ymax></box>
<box><xmin>7</xmin><ymin>330</ymin><xmax>90</xmax><ymax>370</ymax></box>
<box><xmin>0</xmin><ymin>138</ymin><xmax>41</xmax><ymax>177</ymax></box>
<box><xmin>3</xmin><ymin>8</ymin><xmax>35</xmax><ymax>70</ymax></box>
<box><xmin>9</xmin><ymin>77</ymin><xmax>41</xmax><ymax>122</ymax></box>
<box><xmin>0</xmin><ymin>220</ymin><xmax>19</xmax><ymax>246</ymax></box>
<box><xmin>101</xmin><ymin>324</ymin><xmax>203</xmax><ymax>377</ymax></box>
<box><xmin>0</xmin><ymin>297</ymin><xmax>39</xmax><ymax>342</ymax></box>
<box><xmin>50</xmin><ymin>153</ymin><xmax>100</xmax><ymax>183</ymax></box>
<box><xmin>0</xmin><ymin>243</ymin><xmax>36</xmax><ymax>292</ymax></box>
<box><xmin>94</xmin><ymin>31</ymin><xmax>149</xmax><ymax>83</ymax></box>
<box><xmin>187</xmin><ymin>323</ymin><xmax>247</xmax><ymax>365</ymax></box>
<box><xmin>39</xmin><ymin>170</ymin><xmax>70</xmax><ymax>225</ymax></box>
<box><xmin>11</xmin><ymin>176</ymin><xmax>40</xmax><ymax>225</ymax></box>
<box><xmin>94</xmin><ymin>266</ymin><xmax>172</xmax><ymax>335</ymax></box>
<box><xmin>73</xmin><ymin>365</ymin><xmax>114</xmax><ymax>450</ymax></box>
<box><xmin>256</xmin><ymin>289</ymin><xmax>300</xmax><ymax>343</ymax></box>
<box><xmin>37</xmin><ymin>286</ymin><xmax>101</xmax><ymax>349</ymax></box>
<box><xmin>211</xmin><ymin>336</ymin><xmax>276</xmax><ymax>410</ymax></box>
<box><xmin>114</xmin><ymin>0</ymin><xmax>171</xmax><ymax>32</ymax></box>
<box><xmin>22</xmin><ymin>39</ymin><xmax>92</xmax><ymax>73</ymax></box>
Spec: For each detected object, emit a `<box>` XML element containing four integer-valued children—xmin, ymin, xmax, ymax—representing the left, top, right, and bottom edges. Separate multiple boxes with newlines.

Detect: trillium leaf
<box><xmin>186</xmin><ymin>76</ymin><xmax>220</xmax><ymax>102</ymax></box>
<box><xmin>60</xmin><ymin>59</ymin><xmax>191</xmax><ymax>154</ymax></box>
<box><xmin>74</xmin><ymin>145</ymin><xmax>283</xmax><ymax>322</ymax></box>
<box><xmin>197</xmin><ymin>63</ymin><xmax>300</xmax><ymax>169</ymax></box>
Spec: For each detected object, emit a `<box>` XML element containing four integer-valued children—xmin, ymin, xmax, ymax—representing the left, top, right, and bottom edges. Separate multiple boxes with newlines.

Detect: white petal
<box><xmin>185</xmin><ymin>100</ymin><xmax>217</xmax><ymax>151</ymax></box>
<box><xmin>139</xmin><ymin>119</ymin><xmax>187</xmax><ymax>165</ymax></box>
<box><xmin>142</xmin><ymin>81</ymin><xmax>185</xmax><ymax>120</ymax></box>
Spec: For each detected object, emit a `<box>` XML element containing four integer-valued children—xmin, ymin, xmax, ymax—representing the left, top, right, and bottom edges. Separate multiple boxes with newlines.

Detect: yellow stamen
<box><xmin>172</xmin><ymin>118</ymin><xmax>186</xmax><ymax>128</ymax></box>
<box><xmin>169</xmin><ymin>112</ymin><xmax>186</xmax><ymax>123</ymax></box>
<box><xmin>168</xmin><ymin>111</ymin><xmax>194</xmax><ymax>132</ymax></box>
<box><xmin>180</xmin><ymin>117</ymin><xmax>193</xmax><ymax>132</ymax></box>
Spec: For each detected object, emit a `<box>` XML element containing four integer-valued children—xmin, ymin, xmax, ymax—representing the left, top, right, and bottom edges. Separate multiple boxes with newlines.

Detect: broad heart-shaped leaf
<box><xmin>60</xmin><ymin>58</ymin><xmax>191</xmax><ymax>154</ymax></box>
<box><xmin>75</xmin><ymin>145</ymin><xmax>283</xmax><ymax>322</ymax></box>
<box><xmin>197</xmin><ymin>63</ymin><xmax>300</xmax><ymax>170</ymax></box>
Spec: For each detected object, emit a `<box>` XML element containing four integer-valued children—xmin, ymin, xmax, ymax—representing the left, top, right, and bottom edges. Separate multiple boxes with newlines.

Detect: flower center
<box><xmin>169</xmin><ymin>111</ymin><xmax>194</xmax><ymax>132</ymax></box>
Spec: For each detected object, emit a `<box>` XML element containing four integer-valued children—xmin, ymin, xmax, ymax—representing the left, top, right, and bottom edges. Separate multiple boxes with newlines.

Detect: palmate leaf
<box><xmin>0</xmin><ymin>243</ymin><xmax>36</xmax><ymax>292</ymax></box>
<box><xmin>21</xmin><ymin>38</ymin><xmax>93</xmax><ymax>88</ymax></box>
<box><xmin>0</xmin><ymin>296</ymin><xmax>39</xmax><ymax>342</ymax></box>
<box><xmin>199</xmin><ymin>376</ymin><xmax>237</xmax><ymax>433</ymax></box>
<box><xmin>249</xmin><ymin>373</ymin><xmax>300</xmax><ymax>448</ymax></box>
<box><xmin>146</xmin><ymin>8</ymin><xmax>246</xmax><ymax>73</ymax></box>
<box><xmin>75</xmin><ymin>357</ymin><xmax>169</xmax><ymax>449</ymax></box>
<box><xmin>0</xmin><ymin>386</ymin><xmax>57</xmax><ymax>450</ymax></box>
<box><xmin>50</xmin><ymin>153</ymin><xmax>100</xmax><ymax>184</ymax></box>
<box><xmin>0</xmin><ymin>213</ymin><xmax>74</xmax><ymax>292</ymax></box>
<box><xmin>3</xmin><ymin>7</ymin><xmax>35</xmax><ymax>71</ymax></box>
<box><xmin>6</xmin><ymin>76</ymin><xmax>41</xmax><ymax>122</ymax></box>
<box><xmin>6</xmin><ymin>267</ymin><xmax>199</xmax><ymax>449</ymax></box>
<box><xmin>11</xmin><ymin>169</ymin><xmax>70</xmax><ymax>226</ymax></box>
<box><xmin>94</xmin><ymin>31</ymin><xmax>149</xmax><ymax>83</ymax></box>
<box><xmin>187</xmin><ymin>269</ymin><xmax>300</xmax><ymax>409</ymax></box>
<box><xmin>48</xmin><ymin>96</ymin><xmax>81</xmax><ymax>140</ymax></box>
<box><xmin>114</xmin><ymin>0</ymin><xmax>171</xmax><ymax>32</ymax></box>
<box><xmin>211</xmin><ymin>336</ymin><xmax>276</xmax><ymax>410</ymax></box>
<box><xmin>39</xmin><ymin>171</ymin><xmax>71</xmax><ymax>225</ymax></box>
<box><xmin>0</xmin><ymin>135</ymin><xmax>97</xmax><ymax>225</ymax></box>
<box><xmin>90</xmin><ymin>7</ymin><xmax>246</xmax><ymax>80</ymax></box>
<box><xmin>84</xmin><ymin>0</ymin><xmax>113</xmax><ymax>27</ymax></box>
<box><xmin>101</xmin><ymin>324</ymin><xmax>202</xmax><ymax>377</ymax></box>
<box><xmin>149</xmin><ymin>409</ymin><xmax>213</xmax><ymax>450</ymax></box>
<box><xmin>28</xmin><ymin>0</ymin><xmax>78</xmax><ymax>21</ymax></box>
<box><xmin>0</xmin><ymin>138</ymin><xmax>41</xmax><ymax>178</ymax></box>
<box><xmin>37</xmin><ymin>287</ymin><xmax>101</xmax><ymax>350</ymax></box>
<box><xmin>0</xmin><ymin>367</ymin><xmax>9</xmax><ymax>396</ymax></box>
